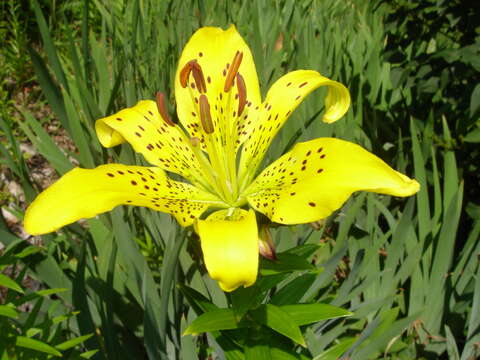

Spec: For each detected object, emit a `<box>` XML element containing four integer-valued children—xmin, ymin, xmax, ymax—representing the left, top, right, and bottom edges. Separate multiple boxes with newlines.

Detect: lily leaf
<box><xmin>250</xmin><ymin>304</ymin><xmax>306</xmax><ymax>346</ymax></box>
<box><xmin>16</xmin><ymin>336</ymin><xmax>63</xmax><ymax>357</ymax></box>
<box><xmin>0</xmin><ymin>273</ymin><xmax>24</xmax><ymax>293</ymax></box>
<box><xmin>0</xmin><ymin>304</ymin><xmax>19</xmax><ymax>319</ymax></box>
<box><xmin>313</xmin><ymin>337</ymin><xmax>356</xmax><ymax>360</ymax></box>
<box><xmin>260</xmin><ymin>253</ymin><xmax>314</xmax><ymax>275</ymax></box>
<box><xmin>280</xmin><ymin>303</ymin><xmax>352</xmax><ymax>326</ymax></box>
<box><xmin>183</xmin><ymin>309</ymin><xmax>249</xmax><ymax>335</ymax></box>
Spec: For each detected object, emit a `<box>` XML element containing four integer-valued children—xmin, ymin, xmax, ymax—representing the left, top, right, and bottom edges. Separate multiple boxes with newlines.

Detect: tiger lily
<box><xmin>24</xmin><ymin>26</ymin><xmax>419</xmax><ymax>292</ymax></box>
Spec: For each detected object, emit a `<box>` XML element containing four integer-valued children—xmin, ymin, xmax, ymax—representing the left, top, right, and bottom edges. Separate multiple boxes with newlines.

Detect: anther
<box><xmin>224</xmin><ymin>51</ymin><xmax>243</xmax><ymax>92</ymax></box>
<box><xmin>190</xmin><ymin>61</ymin><xmax>207</xmax><ymax>93</ymax></box>
<box><xmin>199</xmin><ymin>95</ymin><xmax>214</xmax><ymax>134</ymax></box>
<box><xmin>236</xmin><ymin>73</ymin><xmax>247</xmax><ymax>116</ymax></box>
<box><xmin>180</xmin><ymin>61</ymin><xmax>194</xmax><ymax>88</ymax></box>
<box><xmin>156</xmin><ymin>92</ymin><xmax>175</xmax><ymax>126</ymax></box>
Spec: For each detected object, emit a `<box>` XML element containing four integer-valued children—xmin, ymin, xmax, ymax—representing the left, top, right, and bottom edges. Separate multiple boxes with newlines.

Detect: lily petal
<box><xmin>95</xmin><ymin>100</ymin><xmax>205</xmax><ymax>183</ymax></box>
<box><xmin>196</xmin><ymin>209</ymin><xmax>259</xmax><ymax>292</ymax></box>
<box><xmin>239</xmin><ymin>70</ymin><xmax>350</xmax><ymax>180</ymax></box>
<box><xmin>174</xmin><ymin>25</ymin><xmax>261</xmax><ymax>143</ymax></box>
<box><xmin>24</xmin><ymin>164</ymin><xmax>219</xmax><ymax>235</ymax></box>
<box><xmin>245</xmin><ymin>138</ymin><xmax>419</xmax><ymax>224</ymax></box>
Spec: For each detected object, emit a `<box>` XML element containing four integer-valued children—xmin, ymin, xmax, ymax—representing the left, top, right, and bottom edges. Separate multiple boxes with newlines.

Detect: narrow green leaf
<box><xmin>178</xmin><ymin>284</ymin><xmax>218</xmax><ymax>314</ymax></box>
<box><xmin>313</xmin><ymin>337</ymin><xmax>356</xmax><ymax>360</ymax></box>
<box><xmin>0</xmin><ymin>273</ymin><xmax>24</xmax><ymax>293</ymax></box>
<box><xmin>36</xmin><ymin>288</ymin><xmax>69</xmax><ymax>297</ymax></box>
<box><xmin>270</xmin><ymin>273</ymin><xmax>318</xmax><ymax>306</ymax></box>
<box><xmin>445</xmin><ymin>325</ymin><xmax>460</xmax><ymax>360</ymax></box>
<box><xmin>250</xmin><ymin>304</ymin><xmax>306</xmax><ymax>346</ymax></box>
<box><xmin>14</xmin><ymin>246</ymin><xmax>42</xmax><ymax>259</ymax></box>
<box><xmin>18</xmin><ymin>110</ymin><xmax>73</xmax><ymax>174</ymax></box>
<box><xmin>16</xmin><ymin>336</ymin><xmax>63</xmax><ymax>357</ymax></box>
<box><xmin>80</xmin><ymin>349</ymin><xmax>99</xmax><ymax>359</ymax></box>
<box><xmin>31</xmin><ymin>0</ymin><xmax>69</xmax><ymax>90</ymax></box>
<box><xmin>470</xmin><ymin>83</ymin><xmax>480</xmax><ymax>116</ymax></box>
<box><xmin>55</xmin><ymin>334</ymin><xmax>94</xmax><ymax>351</ymax></box>
<box><xmin>27</xmin><ymin>46</ymin><xmax>69</xmax><ymax>131</ymax></box>
<box><xmin>260</xmin><ymin>253</ymin><xmax>314</xmax><ymax>275</ymax></box>
<box><xmin>0</xmin><ymin>304</ymin><xmax>19</xmax><ymax>319</ymax></box>
<box><xmin>463</xmin><ymin>127</ymin><xmax>480</xmax><ymax>143</ymax></box>
<box><xmin>183</xmin><ymin>309</ymin><xmax>244</xmax><ymax>335</ymax></box>
<box><xmin>280</xmin><ymin>303</ymin><xmax>352</xmax><ymax>326</ymax></box>
<box><xmin>245</xmin><ymin>342</ymin><xmax>272</xmax><ymax>360</ymax></box>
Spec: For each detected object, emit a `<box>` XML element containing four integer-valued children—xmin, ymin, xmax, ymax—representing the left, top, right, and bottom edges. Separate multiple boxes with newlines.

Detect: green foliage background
<box><xmin>0</xmin><ymin>0</ymin><xmax>479</xmax><ymax>359</ymax></box>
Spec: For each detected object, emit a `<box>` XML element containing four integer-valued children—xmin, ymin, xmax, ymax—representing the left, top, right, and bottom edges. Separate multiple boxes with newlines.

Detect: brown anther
<box><xmin>224</xmin><ymin>51</ymin><xmax>243</xmax><ymax>92</ymax></box>
<box><xmin>236</xmin><ymin>73</ymin><xmax>247</xmax><ymax>116</ymax></box>
<box><xmin>156</xmin><ymin>92</ymin><xmax>175</xmax><ymax>126</ymax></box>
<box><xmin>199</xmin><ymin>94</ymin><xmax>214</xmax><ymax>134</ymax></box>
<box><xmin>190</xmin><ymin>137</ymin><xmax>201</xmax><ymax>147</ymax></box>
<box><xmin>179</xmin><ymin>60</ymin><xmax>194</xmax><ymax>88</ymax></box>
<box><xmin>190</xmin><ymin>61</ymin><xmax>207</xmax><ymax>93</ymax></box>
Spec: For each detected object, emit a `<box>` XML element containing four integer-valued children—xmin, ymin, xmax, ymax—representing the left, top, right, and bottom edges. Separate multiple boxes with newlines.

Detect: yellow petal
<box><xmin>196</xmin><ymin>209</ymin><xmax>259</xmax><ymax>292</ymax></box>
<box><xmin>24</xmin><ymin>164</ymin><xmax>220</xmax><ymax>235</ymax></box>
<box><xmin>174</xmin><ymin>25</ymin><xmax>261</xmax><ymax>142</ymax></box>
<box><xmin>239</xmin><ymin>70</ymin><xmax>350</xmax><ymax>180</ymax></box>
<box><xmin>244</xmin><ymin>138</ymin><xmax>419</xmax><ymax>224</ymax></box>
<box><xmin>95</xmin><ymin>100</ymin><xmax>205</xmax><ymax>182</ymax></box>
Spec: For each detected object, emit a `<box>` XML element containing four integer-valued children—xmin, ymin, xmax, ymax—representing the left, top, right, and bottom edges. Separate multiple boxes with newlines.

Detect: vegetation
<box><xmin>0</xmin><ymin>0</ymin><xmax>478</xmax><ymax>358</ymax></box>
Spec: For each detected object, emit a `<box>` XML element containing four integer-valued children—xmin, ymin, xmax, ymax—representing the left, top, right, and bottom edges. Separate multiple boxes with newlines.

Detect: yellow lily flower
<box><xmin>24</xmin><ymin>26</ymin><xmax>419</xmax><ymax>292</ymax></box>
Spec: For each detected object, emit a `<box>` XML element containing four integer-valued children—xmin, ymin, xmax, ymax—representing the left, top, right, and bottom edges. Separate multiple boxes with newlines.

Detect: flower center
<box><xmin>163</xmin><ymin>51</ymin><xmax>251</xmax><ymax>207</ymax></box>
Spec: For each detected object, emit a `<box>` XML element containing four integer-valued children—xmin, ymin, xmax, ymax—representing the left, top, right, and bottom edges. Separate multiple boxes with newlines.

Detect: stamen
<box><xmin>156</xmin><ymin>92</ymin><xmax>175</xmax><ymax>126</ymax></box>
<box><xmin>236</xmin><ymin>73</ymin><xmax>247</xmax><ymax>116</ymax></box>
<box><xmin>199</xmin><ymin>95</ymin><xmax>214</xmax><ymax>134</ymax></box>
<box><xmin>180</xmin><ymin>61</ymin><xmax>194</xmax><ymax>88</ymax></box>
<box><xmin>224</xmin><ymin>51</ymin><xmax>243</xmax><ymax>92</ymax></box>
<box><xmin>191</xmin><ymin>61</ymin><xmax>207</xmax><ymax>93</ymax></box>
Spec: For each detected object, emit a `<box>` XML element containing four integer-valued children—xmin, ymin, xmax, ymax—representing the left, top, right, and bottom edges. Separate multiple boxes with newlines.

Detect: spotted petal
<box><xmin>244</xmin><ymin>138</ymin><xmax>419</xmax><ymax>224</ymax></box>
<box><xmin>24</xmin><ymin>164</ymin><xmax>220</xmax><ymax>235</ymax></box>
<box><xmin>95</xmin><ymin>100</ymin><xmax>205</xmax><ymax>183</ymax></box>
<box><xmin>174</xmin><ymin>25</ymin><xmax>261</xmax><ymax>145</ymax></box>
<box><xmin>196</xmin><ymin>209</ymin><xmax>259</xmax><ymax>292</ymax></box>
<box><xmin>239</xmin><ymin>70</ymin><xmax>350</xmax><ymax>182</ymax></box>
